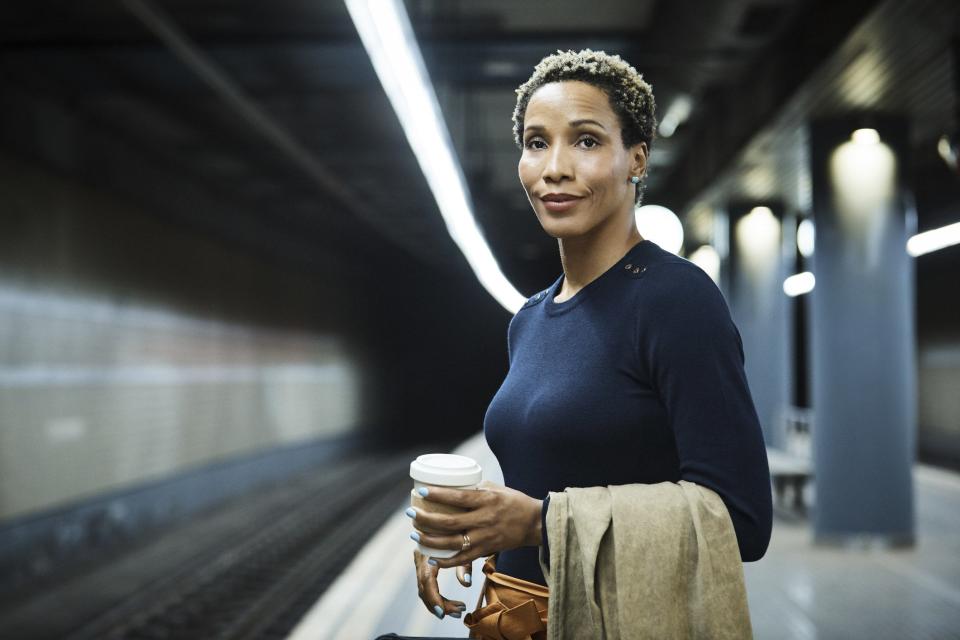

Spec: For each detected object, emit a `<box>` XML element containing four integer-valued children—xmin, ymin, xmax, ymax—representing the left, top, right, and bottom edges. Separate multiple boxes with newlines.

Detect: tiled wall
<box><xmin>0</xmin><ymin>152</ymin><xmax>372</xmax><ymax>522</ymax></box>
<box><xmin>918</xmin><ymin>341</ymin><xmax>960</xmax><ymax>465</ymax></box>
<box><xmin>0</xmin><ymin>289</ymin><xmax>362</xmax><ymax>519</ymax></box>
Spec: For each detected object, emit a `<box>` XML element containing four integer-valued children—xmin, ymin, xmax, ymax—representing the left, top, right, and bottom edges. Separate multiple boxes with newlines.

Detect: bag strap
<box><xmin>475</xmin><ymin>554</ymin><xmax>499</xmax><ymax>611</ymax></box>
<box><xmin>474</xmin><ymin>572</ymin><xmax>487</xmax><ymax>612</ymax></box>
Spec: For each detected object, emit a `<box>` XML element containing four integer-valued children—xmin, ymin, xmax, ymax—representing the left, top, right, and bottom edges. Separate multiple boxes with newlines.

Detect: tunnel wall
<box><xmin>0</xmin><ymin>152</ymin><xmax>378</xmax><ymax>522</ymax></box>
<box><xmin>919</xmin><ymin>342</ymin><xmax>960</xmax><ymax>467</ymax></box>
<box><xmin>916</xmin><ymin>246</ymin><xmax>960</xmax><ymax>470</ymax></box>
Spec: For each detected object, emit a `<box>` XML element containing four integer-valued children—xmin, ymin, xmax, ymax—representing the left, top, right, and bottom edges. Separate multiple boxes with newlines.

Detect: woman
<box><xmin>382</xmin><ymin>48</ymin><xmax>772</xmax><ymax>638</ymax></box>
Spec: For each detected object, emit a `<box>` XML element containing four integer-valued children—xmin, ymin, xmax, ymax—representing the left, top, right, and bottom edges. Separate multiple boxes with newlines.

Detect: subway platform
<box><xmin>291</xmin><ymin>433</ymin><xmax>960</xmax><ymax>640</ymax></box>
<box><xmin>0</xmin><ymin>433</ymin><xmax>957</xmax><ymax>639</ymax></box>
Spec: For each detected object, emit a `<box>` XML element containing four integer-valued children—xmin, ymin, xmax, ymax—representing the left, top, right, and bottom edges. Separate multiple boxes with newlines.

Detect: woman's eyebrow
<box><xmin>568</xmin><ymin>118</ymin><xmax>606</xmax><ymax>130</ymax></box>
<box><xmin>524</xmin><ymin>119</ymin><xmax>607</xmax><ymax>132</ymax></box>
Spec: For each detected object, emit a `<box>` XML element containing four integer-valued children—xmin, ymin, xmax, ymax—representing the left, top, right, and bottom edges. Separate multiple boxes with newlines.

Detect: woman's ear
<box><xmin>630</xmin><ymin>142</ymin><xmax>648</xmax><ymax>178</ymax></box>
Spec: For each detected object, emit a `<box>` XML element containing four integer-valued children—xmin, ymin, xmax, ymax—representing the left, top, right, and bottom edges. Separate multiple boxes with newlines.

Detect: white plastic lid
<box><xmin>410</xmin><ymin>453</ymin><xmax>482</xmax><ymax>487</ymax></box>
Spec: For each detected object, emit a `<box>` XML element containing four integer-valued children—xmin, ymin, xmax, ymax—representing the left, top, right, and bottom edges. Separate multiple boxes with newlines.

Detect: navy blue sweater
<box><xmin>483</xmin><ymin>239</ymin><xmax>772</xmax><ymax>587</ymax></box>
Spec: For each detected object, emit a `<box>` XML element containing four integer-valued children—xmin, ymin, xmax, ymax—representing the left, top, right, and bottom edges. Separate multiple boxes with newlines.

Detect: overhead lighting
<box><xmin>907</xmin><ymin>221</ymin><xmax>960</xmax><ymax>257</ymax></box>
<box><xmin>688</xmin><ymin>244</ymin><xmax>721</xmax><ymax>284</ymax></box>
<box><xmin>938</xmin><ymin>133</ymin><xmax>959</xmax><ymax>174</ymax></box>
<box><xmin>735</xmin><ymin>206</ymin><xmax>780</xmax><ymax>279</ymax></box>
<box><xmin>797</xmin><ymin>218</ymin><xmax>815</xmax><ymax>258</ymax></box>
<box><xmin>783</xmin><ymin>272</ymin><xmax>815</xmax><ymax>297</ymax></box>
<box><xmin>829</xmin><ymin>132</ymin><xmax>896</xmax><ymax>264</ymax></box>
<box><xmin>851</xmin><ymin>128</ymin><xmax>880</xmax><ymax>145</ymax></box>
<box><xmin>657</xmin><ymin>94</ymin><xmax>693</xmax><ymax>138</ymax></box>
<box><xmin>635</xmin><ymin>204</ymin><xmax>684</xmax><ymax>254</ymax></box>
<box><xmin>344</xmin><ymin>0</ymin><xmax>526</xmax><ymax>313</ymax></box>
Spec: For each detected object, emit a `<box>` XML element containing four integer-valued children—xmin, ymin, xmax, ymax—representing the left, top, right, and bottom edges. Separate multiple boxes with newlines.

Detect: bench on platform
<box><xmin>766</xmin><ymin>447</ymin><xmax>813</xmax><ymax>512</ymax></box>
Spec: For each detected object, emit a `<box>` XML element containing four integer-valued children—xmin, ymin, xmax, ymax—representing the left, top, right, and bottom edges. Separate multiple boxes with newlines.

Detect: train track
<box><xmin>59</xmin><ymin>449</ymin><xmax>416</xmax><ymax>640</ymax></box>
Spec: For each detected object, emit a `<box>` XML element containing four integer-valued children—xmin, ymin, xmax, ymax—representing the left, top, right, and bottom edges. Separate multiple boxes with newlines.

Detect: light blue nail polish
<box><xmin>405</xmin><ymin>507</ymin><xmax>416</xmax><ymax>518</ymax></box>
<box><xmin>417</xmin><ymin>487</ymin><xmax>429</xmax><ymax>497</ymax></box>
<box><xmin>464</xmin><ymin>574</ymin><xmax>471</xmax><ymax>585</ymax></box>
<box><xmin>448</xmin><ymin>610</ymin><xmax>462</xmax><ymax>618</ymax></box>
<box><xmin>427</xmin><ymin>558</ymin><xmax>437</xmax><ymax>566</ymax></box>
<box><xmin>409</xmin><ymin>531</ymin><xmax>420</xmax><ymax>542</ymax></box>
<box><xmin>433</xmin><ymin>605</ymin><xmax>444</xmax><ymax>619</ymax></box>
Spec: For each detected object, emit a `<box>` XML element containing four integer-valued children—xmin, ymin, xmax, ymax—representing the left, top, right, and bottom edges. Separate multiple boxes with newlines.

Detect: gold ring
<box><xmin>461</xmin><ymin>532</ymin><xmax>471</xmax><ymax>552</ymax></box>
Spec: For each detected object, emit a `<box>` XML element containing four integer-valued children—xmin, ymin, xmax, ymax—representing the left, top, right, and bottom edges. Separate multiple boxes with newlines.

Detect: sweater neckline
<box><xmin>545</xmin><ymin>239</ymin><xmax>652</xmax><ymax>316</ymax></box>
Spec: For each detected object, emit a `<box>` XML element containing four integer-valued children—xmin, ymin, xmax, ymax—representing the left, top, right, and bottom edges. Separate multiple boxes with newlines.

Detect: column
<box><xmin>726</xmin><ymin>202</ymin><xmax>793</xmax><ymax>450</ymax></box>
<box><xmin>808</xmin><ymin>115</ymin><xmax>916</xmax><ymax>547</ymax></box>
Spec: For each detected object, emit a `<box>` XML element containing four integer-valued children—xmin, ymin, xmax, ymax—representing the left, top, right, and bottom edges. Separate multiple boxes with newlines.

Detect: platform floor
<box><xmin>287</xmin><ymin>434</ymin><xmax>960</xmax><ymax>639</ymax></box>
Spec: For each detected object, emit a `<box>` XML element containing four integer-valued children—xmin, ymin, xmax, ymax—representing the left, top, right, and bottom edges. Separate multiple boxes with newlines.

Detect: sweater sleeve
<box><xmin>638</xmin><ymin>263</ymin><xmax>772</xmax><ymax>561</ymax></box>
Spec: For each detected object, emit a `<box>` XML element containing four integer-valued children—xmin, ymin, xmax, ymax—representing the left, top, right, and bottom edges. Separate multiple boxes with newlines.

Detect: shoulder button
<box><xmin>621</xmin><ymin>263</ymin><xmax>649</xmax><ymax>279</ymax></box>
<box><xmin>520</xmin><ymin>288</ymin><xmax>549</xmax><ymax>310</ymax></box>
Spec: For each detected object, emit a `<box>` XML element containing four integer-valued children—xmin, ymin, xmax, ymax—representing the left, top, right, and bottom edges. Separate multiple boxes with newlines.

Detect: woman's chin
<box><xmin>539</xmin><ymin>219</ymin><xmax>591</xmax><ymax>240</ymax></box>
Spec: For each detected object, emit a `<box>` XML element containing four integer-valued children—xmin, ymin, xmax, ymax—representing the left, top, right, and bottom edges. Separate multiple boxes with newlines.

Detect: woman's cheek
<box><xmin>581</xmin><ymin>156</ymin><xmax>609</xmax><ymax>182</ymax></box>
<box><xmin>518</xmin><ymin>160</ymin><xmax>538</xmax><ymax>190</ymax></box>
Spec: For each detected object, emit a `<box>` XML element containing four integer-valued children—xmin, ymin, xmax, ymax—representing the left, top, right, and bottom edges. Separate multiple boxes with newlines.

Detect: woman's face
<box><xmin>518</xmin><ymin>80</ymin><xmax>646</xmax><ymax>240</ymax></box>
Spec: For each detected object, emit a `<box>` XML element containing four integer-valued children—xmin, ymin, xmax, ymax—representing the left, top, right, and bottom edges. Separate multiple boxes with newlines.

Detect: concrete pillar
<box><xmin>726</xmin><ymin>202</ymin><xmax>793</xmax><ymax>450</ymax></box>
<box><xmin>808</xmin><ymin>115</ymin><xmax>916</xmax><ymax>547</ymax></box>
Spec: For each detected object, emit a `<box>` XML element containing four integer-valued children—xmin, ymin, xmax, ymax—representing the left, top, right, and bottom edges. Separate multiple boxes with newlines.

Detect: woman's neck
<box><xmin>556</xmin><ymin>222</ymin><xmax>644</xmax><ymax>300</ymax></box>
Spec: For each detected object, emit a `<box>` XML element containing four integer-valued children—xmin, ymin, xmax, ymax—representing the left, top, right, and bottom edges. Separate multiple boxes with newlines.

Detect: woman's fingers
<box><xmin>411</xmin><ymin>527</ymin><xmax>475</xmax><ymax>559</ymax></box>
<box><xmin>411</xmin><ymin>529</ymin><xmax>481</xmax><ymax>570</ymax></box>
<box><xmin>407</xmin><ymin>505</ymin><xmax>475</xmax><ymax>536</ymax></box>
<box><xmin>455</xmin><ymin>561</ymin><xmax>473</xmax><ymax>587</ymax></box>
<box><xmin>413</xmin><ymin>550</ymin><xmax>467</xmax><ymax>620</ymax></box>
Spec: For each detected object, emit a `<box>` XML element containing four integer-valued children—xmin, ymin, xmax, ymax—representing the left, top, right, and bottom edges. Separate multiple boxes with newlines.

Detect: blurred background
<box><xmin>0</xmin><ymin>0</ymin><xmax>958</xmax><ymax>638</ymax></box>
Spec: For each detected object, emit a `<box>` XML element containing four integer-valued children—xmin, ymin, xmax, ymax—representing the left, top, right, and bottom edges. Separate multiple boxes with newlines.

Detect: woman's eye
<box><xmin>525</xmin><ymin>138</ymin><xmax>546</xmax><ymax>149</ymax></box>
<box><xmin>578</xmin><ymin>137</ymin><xmax>599</xmax><ymax>148</ymax></box>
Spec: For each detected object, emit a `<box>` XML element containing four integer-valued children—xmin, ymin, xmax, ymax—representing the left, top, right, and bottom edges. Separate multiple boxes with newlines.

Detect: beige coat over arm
<box><xmin>538</xmin><ymin>480</ymin><xmax>754</xmax><ymax>640</ymax></box>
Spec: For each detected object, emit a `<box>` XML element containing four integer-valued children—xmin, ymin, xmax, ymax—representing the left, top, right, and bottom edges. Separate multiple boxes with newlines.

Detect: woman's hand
<box><xmin>412</xmin><ymin>548</ymin><xmax>469</xmax><ymax>620</ymax></box>
<box><xmin>407</xmin><ymin>480</ymin><xmax>543</xmax><ymax>570</ymax></box>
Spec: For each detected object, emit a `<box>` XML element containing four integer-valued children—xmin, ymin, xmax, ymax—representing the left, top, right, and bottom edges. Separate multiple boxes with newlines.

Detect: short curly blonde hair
<box><xmin>512</xmin><ymin>49</ymin><xmax>657</xmax><ymax>204</ymax></box>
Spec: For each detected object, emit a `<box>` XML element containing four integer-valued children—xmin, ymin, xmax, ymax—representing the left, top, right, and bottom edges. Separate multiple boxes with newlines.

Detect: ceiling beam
<box><xmin>118</xmin><ymin>0</ymin><xmax>445</xmax><ymax>269</ymax></box>
<box><xmin>651</xmin><ymin>0</ymin><xmax>883</xmax><ymax>214</ymax></box>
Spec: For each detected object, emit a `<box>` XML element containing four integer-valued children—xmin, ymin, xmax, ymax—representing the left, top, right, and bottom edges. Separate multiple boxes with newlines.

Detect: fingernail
<box><xmin>464</xmin><ymin>574</ymin><xmax>471</xmax><ymax>585</ymax></box>
<box><xmin>456</xmin><ymin>604</ymin><xmax>467</xmax><ymax>611</ymax></box>
<box><xmin>418</xmin><ymin>487</ymin><xmax>429</xmax><ymax>497</ymax></box>
<box><xmin>405</xmin><ymin>507</ymin><xmax>416</xmax><ymax>519</ymax></box>
<box><xmin>448</xmin><ymin>610</ymin><xmax>462</xmax><ymax>618</ymax></box>
<box><xmin>427</xmin><ymin>558</ymin><xmax>437</xmax><ymax>566</ymax></box>
<box><xmin>409</xmin><ymin>531</ymin><xmax>420</xmax><ymax>542</ymax></box>
<box><xmin>433</xmin><ymin>605</ymin><xmax>444</xmax><ymax>619</ymax></box>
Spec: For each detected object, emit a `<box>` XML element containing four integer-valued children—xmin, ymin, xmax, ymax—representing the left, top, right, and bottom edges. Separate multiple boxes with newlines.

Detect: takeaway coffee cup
<box><xmin>409</xmin><ymin>453</ymin><xmax>483</xmax><ymax>559</ymax></box>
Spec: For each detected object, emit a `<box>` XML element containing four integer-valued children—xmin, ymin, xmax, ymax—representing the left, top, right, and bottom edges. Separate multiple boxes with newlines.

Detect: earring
<box><xmin>630</xmin><ymin>176</ymin><xmax>640</xmax><ymax>184</ymax></box>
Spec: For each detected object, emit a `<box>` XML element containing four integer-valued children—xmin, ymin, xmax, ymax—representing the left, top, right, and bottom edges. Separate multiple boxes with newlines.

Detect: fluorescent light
<box><xmin>797</xmin><ymin>218</ymin><xmax>815</xmax><ymax>258</ymax></box>
<box><xmin>907</xmin><ymin>221</ymin><xmax>960</xmax><ymax>256</ymax></box>
<box><xmin>829</xmin><ymin>135</ymin><xmax>896</xmax><ymax>250</ymax></box>
<box><xmin>658</xmin><ymin>94</ymin><xmax>693</xmax><ymax>138</ymax></box>
<box><xmin>938</xmin><ymin>134</ymin><xmax>959</xmax><ymax>170</ymax></box>
<box><xmin>635</xmin><ymin>204</ymin><xmax>684</xmax><ymax>254</ymax></box>
<box><xmin>783</xmin><ymin>272</ymin><xmax>815</xmax><ymax>297</ymax></box>
<box><xmin>344</xmin><ymin>0</ymin><xmax>526</xmax><ymax>313</ymax></box>
<box><xmin>688</xmin><ymin>245</ymin><xmax>721</xmax><ymax>284</ymax></box>
<box><xmin>851</xmin><ymin>128</ymin><xmax>880</xmax><ymax>145</ymax></box>
<box><xmin>735</xmin><ymin>206</ymin><xmax>780</xmax><ymax>269</ymax></box>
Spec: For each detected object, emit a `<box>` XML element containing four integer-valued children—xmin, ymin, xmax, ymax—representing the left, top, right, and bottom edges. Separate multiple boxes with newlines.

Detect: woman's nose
<box><xmin>543</xmin><ymin>147</ymin><xmax>573</xmax><ymax>182</ymax></box>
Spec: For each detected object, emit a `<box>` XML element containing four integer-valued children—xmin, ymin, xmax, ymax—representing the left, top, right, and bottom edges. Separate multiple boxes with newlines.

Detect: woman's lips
<box><xmin>542</xmin><ymin>197</ymin><xmax>582</xmax><ymax>213</ymax></box>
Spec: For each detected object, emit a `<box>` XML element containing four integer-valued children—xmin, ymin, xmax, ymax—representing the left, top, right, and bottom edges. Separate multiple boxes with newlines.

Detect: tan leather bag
<box><xmin>463</xmin><ymin>554</ymin><xmax>549</xmax><ymax>640</ymax></box>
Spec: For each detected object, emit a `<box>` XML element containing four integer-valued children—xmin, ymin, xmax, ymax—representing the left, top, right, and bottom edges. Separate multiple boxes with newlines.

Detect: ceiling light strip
<box><xmin>907</xmin><ymin>221</ymin><xmax>960</xmax><ymax>257</ymax></box>
<box><xmin>344</xmin><ymin>0</ymin><xmax>526</xmax><ymax>313</ymax></box>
